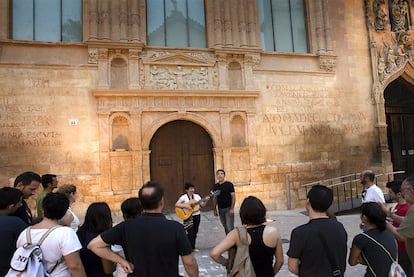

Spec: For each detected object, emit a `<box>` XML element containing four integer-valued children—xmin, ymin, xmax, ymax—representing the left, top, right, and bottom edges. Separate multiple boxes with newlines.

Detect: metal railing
<box><xmin>301</xmin><ymin>171</ymin><xmax>405</xmax><ymax>213</ymax></box>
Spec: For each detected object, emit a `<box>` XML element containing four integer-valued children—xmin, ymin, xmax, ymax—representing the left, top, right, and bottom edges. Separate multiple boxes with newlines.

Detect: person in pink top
<box><xmin>382</xmin><ymin>180</ymin><xmax>412</xmax><ymax>276</ymax></box>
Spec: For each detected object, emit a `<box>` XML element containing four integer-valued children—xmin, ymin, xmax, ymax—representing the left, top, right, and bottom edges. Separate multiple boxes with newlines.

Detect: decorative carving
<box><xmin>98</xmin><ymin>48</ymin><xmax>108</xmax><ymax>60</ymax></box>
<box><xmin>142</xmin><ymin>51</ymin><xmax>215</xmax><ymax>64</ymax></box>
<box><xmin>377</xmin><ymin>31</ymin><xmax>413</xmax><ymax>83</ymax></box>
<box><xmin>378</xmin><ymin>53</ymin><xmax>386</xmax><ymax>82</ymax></box>
<box><xmin>129</xmin><ymin>49</ymin><xmax>140</xmax><ymax>60</ymax></box>
<box><xmin>390</xmin><ymin>0</ymin><xmax>408</xmax><ymax>32</ymax></box>
<box><xmin>373</xmin><ymin>0</ymin><xmax>387</xmax><ymax>31</ymax></box>
<box><xmin>88</xmin><ymin>48</ymin><xmax>98</xmax><ymax>64</ymax></box>
<box><xmin>149</xmin><ymin>65</ymin><xmax>209</xmax><ymax>90</ymax></box>
<box><xmin>319</xmin><ymin>55</ymin><xmax>336</xmax><ymax>72</ymax></box>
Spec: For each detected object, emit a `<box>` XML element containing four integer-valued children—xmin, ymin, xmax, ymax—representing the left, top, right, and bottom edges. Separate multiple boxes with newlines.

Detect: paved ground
<box><xmin>166</xmin><ymin>209</ymin><xmax>367</xmax><ymax>277</ymax></box>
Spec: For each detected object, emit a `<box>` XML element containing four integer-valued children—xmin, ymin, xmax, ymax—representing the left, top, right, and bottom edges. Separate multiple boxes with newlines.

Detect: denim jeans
<box><xmin>218</xmin><ymin>207</ymin><xmax>234</xmax><ymax>234</ymax></box>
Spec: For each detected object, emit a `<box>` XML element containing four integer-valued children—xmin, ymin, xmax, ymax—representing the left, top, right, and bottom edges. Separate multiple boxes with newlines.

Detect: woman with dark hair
<box><xmin>77</xmin><ymin>202</ymin><xmax>114</xmax><ymax>277</ymax></box>
<box><xmin>210</xmin><ymin>196</ymin><xmax>284</xmax><ymax>276</ymax></box>
<box><xmin>10</xmin><ymin>193</ymin><xmax>86</xmax><ymax>276</ymax></box>
<box><xmin>349</xmin><ymin>202</ymin><xmax>398</xmax><ymax>277</ymax></box>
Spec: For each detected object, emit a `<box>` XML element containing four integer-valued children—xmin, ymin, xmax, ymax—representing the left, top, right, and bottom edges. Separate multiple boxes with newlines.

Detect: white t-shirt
<box><xmin>16</xmin><ymin>226</ymin><xmax>82</xmax><ymax>277</ymax></box>
<box><xmin>178</xmin><ymin>194</ymin><xmax>202</xmax><ymax>215</ymax></box>
<box><xmin>363</xmin><ymin>184</ymin><xmax>385</xmax><ymax>203</ymax></box>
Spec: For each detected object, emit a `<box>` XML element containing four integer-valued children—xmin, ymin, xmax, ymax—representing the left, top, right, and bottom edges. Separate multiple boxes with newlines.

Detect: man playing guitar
<box><xmin>175</xmin><ymin>182</ymin><xmax>210</xmax><ymax>251</ymax></box>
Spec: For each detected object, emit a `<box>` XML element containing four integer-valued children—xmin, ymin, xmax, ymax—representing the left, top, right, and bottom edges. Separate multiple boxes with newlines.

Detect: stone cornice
<box><xmin>92</xmin><ymin>89</ymin><xmax>260</xmax><ymax>98</ymax></box>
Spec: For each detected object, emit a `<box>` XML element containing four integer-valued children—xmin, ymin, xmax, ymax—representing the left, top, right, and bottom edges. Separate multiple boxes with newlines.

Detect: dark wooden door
<box><xmin>387</xmin><ymin>114</ymin><xmax>414</xmax><ymax>178</ymax></box>
<box><xmin>385</xmin><ymin>77</ymin><xmax>414</xmax><ymax>179</ymax></box>
<box><xmin>149</xmin><ymin>120</ymin><xmax>214</xmax><ymax>212</ymax></box>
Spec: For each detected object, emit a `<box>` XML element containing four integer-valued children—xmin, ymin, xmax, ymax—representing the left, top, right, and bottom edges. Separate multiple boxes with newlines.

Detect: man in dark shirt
<box><xmin>287</xmin><ymin>185</ymin><xmax>348</xmax><ymax>277</ymax></box>
<box><xmin>88</xmin><ymin>181</ymin><xmax>199</xmax><ymax>277</ymax></box>
<box><xmin>212</xmin><ymin>169</ymin><xmax>235</xmax><ymax>234</ymax></box>
<box><xmin>10</xmin><ymin>171</ymin><xmax>42</xmax><ymax>225</ymax></box>
<box><xmin>0</xmin><ymin>187</ymin><xmax>27</xmax><ymax>276</ymax></box>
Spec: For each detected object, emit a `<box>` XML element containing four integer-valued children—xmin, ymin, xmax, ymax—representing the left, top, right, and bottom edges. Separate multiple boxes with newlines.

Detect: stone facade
<box><xmin>0</xmin><ymin>0</ymin><xmax>412</xmax><ymax>214</ymax></box>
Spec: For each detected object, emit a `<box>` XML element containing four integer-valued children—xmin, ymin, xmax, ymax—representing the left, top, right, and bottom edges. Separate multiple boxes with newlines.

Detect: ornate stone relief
<box><xmin>366</xmin><ymin>0</ymin><xmax>414</xmax><ymax>86</ymax></box>
<box><xmin>142</xmin><ymin>51</ymin><xmax>215</xmax><ymax>90</ymax></box>
<box><xmin>88</xmin><ymin>48</ymin><xmax>98</xmax><ymax>64</ymax></box>
<box><xmin>378</xmin><ymin>31</ymin><xmax>413</xmax><ymax>84</ymax></box>
<box><xmin>319</xmin><ymin>54</ymin><xmax>337</xmax><ymax>72</ymax></box>
<box><xmin>373</xmin><ymin>0</ymin><xmax>388</xmax><ymax>31</ymax></box>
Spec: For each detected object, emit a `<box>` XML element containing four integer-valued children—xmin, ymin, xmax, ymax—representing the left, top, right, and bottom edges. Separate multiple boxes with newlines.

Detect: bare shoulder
<box><xmin>264</xmin><ymin>225</ymin><xmax>280</xmax><ymax>236</ymax></box>
<box><xmin>263</xmin><ymin>225</ymin><xmax>281</xmax><ymax>247</ymax></box>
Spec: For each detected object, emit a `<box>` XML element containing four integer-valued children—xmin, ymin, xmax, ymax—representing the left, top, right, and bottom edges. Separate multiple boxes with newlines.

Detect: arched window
<box><xmin>147</xmin><ymin>0</ymin><xmax>206</xmax><ymax>48</ymax></box>
<box><xmin>258</xmin><ymin>0</ymin><xmax>308</xmax><ymax>53</ymax></box>
<box><xmin>12</xmin><ymin>0</ymin><xmax>82</xmax><ymax>42</ymax></box>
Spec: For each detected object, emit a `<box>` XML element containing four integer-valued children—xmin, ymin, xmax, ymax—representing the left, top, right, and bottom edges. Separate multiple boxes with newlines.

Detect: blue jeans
<box><xmin>218</xmin><ymin>207</ymin><xmax>234</xmax><ymax>234</ymax></box>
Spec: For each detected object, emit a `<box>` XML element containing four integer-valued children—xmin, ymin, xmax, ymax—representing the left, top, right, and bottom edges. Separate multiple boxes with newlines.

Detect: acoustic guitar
<box><xmin>175</xmin><ymin>190</ymin><xmax>220</xmax><ymax>221</ymax></box>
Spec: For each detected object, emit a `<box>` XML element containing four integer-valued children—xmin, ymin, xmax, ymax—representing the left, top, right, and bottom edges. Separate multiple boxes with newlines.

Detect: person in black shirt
<box><xmin>0</xmin><ymin>187</ymin><xmax>27</xmax><ymax>276</ymax></box>
<box><xmin>88</xmin><ymin>182</ymin><xmax>199</xmax><ymax>277</ymax></box>
<box><xmin>213</xmin><ymin>169</ymin><xmax>235</xmax><ymax>234</ymax></box>
<box><xmin>287</xmin><ymin>185</ymin><xmax>348</xmax><ymax>276</ymax></box>
<box><xmin>10</xmin><ymin>171</ymin><xmax>42</xmax><ymax>225</ymax></box>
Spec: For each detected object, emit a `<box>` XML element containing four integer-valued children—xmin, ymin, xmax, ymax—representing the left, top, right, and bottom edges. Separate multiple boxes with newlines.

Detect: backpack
<box><xmin>361</xmin><ymin>233</ymin><xmax>407</xmax><ymax>277</ymax></box>
<box><xmin>227</xmin><ymin>226</ymin><xmax>256</xmax><ymax>277</ymax></box>
<box><xmin>6</xmin><ymin>225</ymin><xmax>62</xmax><ymax>277</ymax></box>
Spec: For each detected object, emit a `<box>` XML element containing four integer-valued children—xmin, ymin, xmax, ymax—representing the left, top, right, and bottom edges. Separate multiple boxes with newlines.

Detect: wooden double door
<box><xmin>149</xmin><ymin>120</ymin><xmax>215</xmax><ymax>212</ymax></box>
<box><xmin>385</xmin><ymin>77</ymin><xmax>414</xmax><ymax>179</ymax></box>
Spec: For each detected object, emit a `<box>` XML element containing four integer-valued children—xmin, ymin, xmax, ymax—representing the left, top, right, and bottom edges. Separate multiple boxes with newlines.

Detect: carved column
<box><xmin>315</xmin><ymin>0</ymin><xmax>326</xmax><ymax>53</ymax></box>
<box><xmin>220</xmin><ymin>111</ymin><xmax>232</xmax><ymax>171</ymax></box>
<box><xmin>224</xmin><ymin>0</ymin><xmax>233</xmax><ymax>46</ymax></box>
<box><xmin>247</xmin><ymin>0</ymin><xmax>258</xmax><ymax>47</ymax></box>
<box><xmin>142</xmin><ymin>150</ymin><xmax>151</xmax><ymax>184</ymax></box>
<box><xmin>120</xmin><ymin>0</ymin><xmax>128</xmax><ymax>41</ymax></box>
<box><xmin>244</xmin><ymin>55</ymin><xmax>255</xmax><ymax>90</ymax></box>
<box><xmin>213</xmin><ymin>147</ymin><xmax>224</xmax><ymax>173</ymax></box>
<box><xmin>88</xmin><ymin>0</ymin><xmax>98</xmax><ymax>40</ymax></box>
<box><xmin>138</xmin><ymin>0</ymin><xmax>146</xmax><ymax>42</ymax></box>
<box><xmin>322</xmin><ymin>0</ymin><xmax>333</xmax><ymax>53</ymax></box>
<box><xmin>128</xmin><ymin>48</ymin><xmax>141</xmax><ymax>89</ymax></box>
<box><xmin>98</xmin><ymin>48</ymin><xmax>110</xmax><ymax>88</ymax></box>
<box><xmin>0</xmin><ymin>1</ymin><xmax>9</xmax><ymax>40</ymax></box>
<box><xmin>110</xmin><ymin>1</ymin><xmax>120</xmax><ymax>41</ymax></box>
<box><xmin>246</xmin><ymin>112</ymin><xmax>259</xmax><ymax>179</ymax></box>
<box><xmin>99</xmin><ymin>0</ymin><xmax>110</xmax><ymax>40</ymax></box>
<box><xmin>214</xmin><ymin>0</ymin><xmax>224</xmax><ymax>46</ymax></box>
<box><xmin>216</xmin><ymin>53</ymin><xmax>229</xmax><ymax>90</ymax></box>
<box><xmin>98</xmin><ymin>112</ymin><xmax>111</xmax><ymax>191</ymax></box>
<box><xmin>128</xmin><ymin>0</ymin><xmax>140</xmax><ymax>41</ymax></box>
<box><xmin>230</xmin><ymin>0</ymin><xmax>240</xmax><ymax>47</ymax></box>
<box><xmin>130</xmin><ymin>111</ymin><xmax>142</xmax><ymax>188</ymax></box>
<box><xmin>239</xmin><ymin>0</ymin><xmax>248</xmax><ymax>47</ymax></box>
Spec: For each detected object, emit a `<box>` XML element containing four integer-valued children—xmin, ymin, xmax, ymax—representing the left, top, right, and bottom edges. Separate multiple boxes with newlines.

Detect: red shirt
<box><xmin>392</xmin><ymin>202</ymin><xmax>411</xmax><ymax>252</ymax></box>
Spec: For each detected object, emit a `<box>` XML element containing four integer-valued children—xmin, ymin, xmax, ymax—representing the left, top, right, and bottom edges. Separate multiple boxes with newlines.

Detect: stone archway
<box><xmin>149</xmin><ymin>120</ymin><xmax>215</xmax><ymax>212</ymax></box>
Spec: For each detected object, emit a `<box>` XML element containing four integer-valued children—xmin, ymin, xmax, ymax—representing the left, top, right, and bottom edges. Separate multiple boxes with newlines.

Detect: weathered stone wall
<box><xmin>0</xmin><ymin>1</ymin><xmax>397</xmax><ymax>215</ymax></box>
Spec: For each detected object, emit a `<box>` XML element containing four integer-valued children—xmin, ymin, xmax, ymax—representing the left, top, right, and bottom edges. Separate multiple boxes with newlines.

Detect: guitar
<box><xmin>175</xmin><ymin>190</ymin><xmax>220</xmax><ymax>221</ymax></box>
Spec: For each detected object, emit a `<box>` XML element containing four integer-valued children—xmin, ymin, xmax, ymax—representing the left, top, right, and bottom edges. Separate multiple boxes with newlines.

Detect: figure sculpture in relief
<box><xmin>386</xmin><ymin>46</ymin><xmax>398</xmax><ymax>73</ymax></box>
<box><xmin>378</xmin><ymin>54</ymin><xmax>386</xmax><ymax>82</ymax></box>
<box><xmin>373</xmin><ymin>0</ymin><xmax>387</xmax><ymax>31</ymax></box>
<box><xmin>390</xmin><ymin>0</ymin><xmax>408</xmax><ymax>32</ymax></box>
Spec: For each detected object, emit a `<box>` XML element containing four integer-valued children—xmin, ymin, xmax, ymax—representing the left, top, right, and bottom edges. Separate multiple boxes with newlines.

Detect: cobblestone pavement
<box><xmin>169</xmin><ymin>209</ymin><xmax>367</xmax><ymax>277</ymax></box>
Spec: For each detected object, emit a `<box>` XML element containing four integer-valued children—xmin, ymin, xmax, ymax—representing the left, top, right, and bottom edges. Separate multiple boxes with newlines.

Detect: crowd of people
<box><xmin>0</xmin><ymin>169</ymin><xmax>414</xmax><ymax>277</ymax></box>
